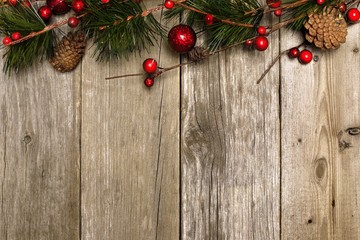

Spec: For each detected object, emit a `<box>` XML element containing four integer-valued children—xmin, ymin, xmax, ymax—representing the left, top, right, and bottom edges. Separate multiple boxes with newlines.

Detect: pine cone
<box><xmin>187</xmin><ymin>46</ymin><xmax>209</xmax><ymax>62</ymax></box>
<box><xmin>49</xmin><ymin>31</ymin><xmax>87</xmax><ymax>72</ymax></box>
<box><xmin>304</xmin><ymin>6</ymin><xmax>347</xmax><ymax>50</ymax></box>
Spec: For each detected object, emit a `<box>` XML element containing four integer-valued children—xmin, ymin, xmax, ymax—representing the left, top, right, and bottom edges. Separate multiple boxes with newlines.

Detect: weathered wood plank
<box><xmin>80</xmin><ymin>3</ymin><xmax>180</xmax><ymax>239</ymax></box>
<box><xmin>181</xmin><ymin>21</ymin><xmax>280</xmax><ymax>240</ymax></box>
<box><xmin>0</xmin><ymin>55</ymin><xmax>81</xmax><ymax>238</ymax></box>
<box><xmin>280</xmin><ymin>25</ymin><xmax>360</xmax><ymax>239</ymax></box>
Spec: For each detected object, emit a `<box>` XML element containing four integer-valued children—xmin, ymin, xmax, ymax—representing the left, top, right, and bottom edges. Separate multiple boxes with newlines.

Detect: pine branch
<box><xmin>165</xmin><ymin>0</ymin><xmax>263</xmax><ymax>51</ymax></box>
<box><xmin>82</xmin><ymin>0</ymin><xmax>165</xmax><ymax>61</ymax></box>
<box><xmin>0</xmin><ymin>3</ymin><xmax>55</xmax><ymax>74</ymax></box>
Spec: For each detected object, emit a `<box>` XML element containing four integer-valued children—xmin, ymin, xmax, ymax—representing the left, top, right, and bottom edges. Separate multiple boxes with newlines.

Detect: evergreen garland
<box><xmin>0</xmin><ymin>2</ymin><xmax>55</xmax><ymax>73</ymax></box>
<box><xmin>0</xmin><ymin>0</ymin><xmax>357</xmax><ymax>75</ymax></box>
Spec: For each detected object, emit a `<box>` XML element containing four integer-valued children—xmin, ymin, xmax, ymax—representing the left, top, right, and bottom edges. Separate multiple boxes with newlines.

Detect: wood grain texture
<box><xmin>280</xmin><ymin>25</ymin><xmax>360</xmax><ymax>239</ymax></box>
<box><xmin>80</xmin><ymin>2</ymin><xmax>180</xmax><ymax>239</ymax></box>
<box><xmin>181</xmin><ymin>20</ymin><xmax>281</xmax><ymax>240</ymax></box>
<box><xmin>0</xmin><ymin>56</ymin><xmax>81</xmax><ymax>239</ymax></box>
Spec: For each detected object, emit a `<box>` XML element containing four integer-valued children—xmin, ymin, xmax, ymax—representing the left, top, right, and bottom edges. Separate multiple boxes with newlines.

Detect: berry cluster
<box><xmin>288</xmin><ymin>47</ymin><xmax>313</xmax><ymax>64</ymax></box>
<box><xmin>143</xmin><ymin>58</ymin><xmax>158</xmax><ymax>88</ymax></box>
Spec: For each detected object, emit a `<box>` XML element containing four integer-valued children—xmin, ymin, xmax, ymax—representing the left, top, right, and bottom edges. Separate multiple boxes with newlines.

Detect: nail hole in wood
<box><xmin>332</xmin><ymin>200</ymin><xmax>335</xmax><ymax>208</ymax></box>
<box><xmin>347</xmin><ymin>127</ymin><xmax>360</xmax><ymax>136</ymax></box>
<box><xmin>353</xmin><ymin>48</ymin><xmax>359</xmax><ymax>53</ymax></box>
<box><xmin>298</xmin><ymin>138</ymin><xmax>302</xmax><ymax>143</ymax></box>
<box><xmin>308</xmin><ymin>219</ymin><xmax>313</xmax><ymax>224</ymax></box>
<box><xmin>23</xmin><ymin>134</ymin><xmax>32</xmax><ymax>144</ymax></box>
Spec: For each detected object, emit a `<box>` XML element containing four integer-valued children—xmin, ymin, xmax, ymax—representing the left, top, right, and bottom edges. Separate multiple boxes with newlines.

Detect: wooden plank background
<box><xmin>1</xmin><ymin>1</ymin><xmax>360</xmax><ymax>240</ymax></box>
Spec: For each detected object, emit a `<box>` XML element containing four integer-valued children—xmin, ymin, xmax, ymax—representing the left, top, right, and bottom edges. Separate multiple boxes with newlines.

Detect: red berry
<box><xmin>288</xmin><ymin>47</ymin><xmax>300</xmax><ymax>58</ymax></box>
<box><xmin>204</xmin><ymin>14</ymin><xmax>214</xmax><ymax>25</ymax></box>
<box><xmin>298</xmin><ymin>50</ymin><xmax>313</xmax><ymax>64</ymax></box>
<box><xmin>267</xmin><ymin>0</ymin><xmax>281</xmax><ymax>8</ymax></box>
<box><xmin>68</xmin><ymin>17</ymin><xmax>79</xmax><ymax>28</ymax></box>
<box><xmin>144</xmin><ymin>77</ymin><xmax>154</xmax><ymax>88</ymax></box>
<box><xmin>2</xmin><ymin>36</ymin><xmax>12</xmax><ymax>45</ymax></box>
<box><xmin>254</xmin><ymin>36</ymin><xmax>269</xmax><ymax>51</ymax></box>
<box><xmin>347</xmin><ymin>8</ymin><xmax>360</xmax><ymax>23</ymax></box>
<box><xmin>143</xmin><ymin>58</ymin><xmax>158</xmax><ymax>74</ymax></box>
<box><xmin>8</xmin><ymin>0</ymin><xmax>17</xmax><ymax>6</ymax></box>
<box><xmin>274</xmin><ymin>9</ymin><xmax>282</xmax><ymax>16</ymax></box>
<box><xmin>245</xmin><ymin>39</ymin><xmax>253</xmax><ymax>47</ymax></box>
<box><xmin>38</xmin><ymin>6</ymin><xmax>52</xmax><ymax>21</ymax></box>
<box><xmin>11</xmin><ymin>32</ymin><xmax>21</xmax><ymax>41</ymax></box>
<box><xmin>23</xmin><ymin>0</ymin><xmax>31</xmax><ymax>7</ymax></box>
<box><xmin>47</xmin><ymin>0</ymin><xmax>71</xmax><ymax>15</ymax></box>
<box><xmin>338</xmin><ymin>2</ymin><xmax>347</xmax><ymax>13</ymax></box>
<box><xmin>164</xmin><ymin>0</ymin><xmax>174</xmax><ymax>9</ymax></box>
<box><xmin>72</xmin><ymin>0</ymin><xmax>85</xmax><ymax>14</ymax></box>
<box><xmin>101</xmin><ymin>0</ymin><xmax>110</xmax><ymax>3</ymax></box>
<box><xmin>257</xmin><ymin>26</ymin><xmax>267</xmax><ymax>35</ymax></box>
<box><xmin>316</xmin><ymin>0</ymin><xmax>325</xmax><ymax>5</ymax></box>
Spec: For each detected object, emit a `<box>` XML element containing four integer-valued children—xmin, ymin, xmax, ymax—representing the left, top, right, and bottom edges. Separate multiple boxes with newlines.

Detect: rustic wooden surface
<box><xmin>0</xmin><ymin>59</ymin><xmax>81</xmax><ymax>239</ymax></box>
<box><xmin>181</xmin><ymin>22</ymin><xmax>280</xmax><ymax>240</ymax></box>
<box><xmin>280</xmin><ymin>24</ymin><xmax>360</xmax><ymax>239</ymax></box>
<box><xmin>1</xmin><ymin>4</ymin><xmax>360</xmax><ymax>240</ymax></box>
<box><xmin>80</xmin><ymin>1</ymin><xmax>180</xmax><ymax>239</ymax></box>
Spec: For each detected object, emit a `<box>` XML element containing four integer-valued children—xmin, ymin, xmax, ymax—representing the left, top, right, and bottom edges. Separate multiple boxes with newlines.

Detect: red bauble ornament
<box><xmin>205</xmin><ymin>14</ymin><xmax>214</xmax><ymax>25</ymax></box>
<box><xmin>298</xmin><ymin>49</ymin><xmax>313</xmax><ymax>64</ymax></box>
<box><xmin>38</xmin><ymin>6</ymin><xmax>52</xmax><ymax>22</ymax></box>
<box><xmin>11</xmin><ymin>32</ymin><xmax>21</xmax><ymax>41</ymax></box>
<box><xmin>347</xmin><ymin>8</ymin><xmax>360</xmax><ymax>23</ymax></box>
<box><xmin>168</xmin><ymin>24</ymin><xmax>197</xmax><ymax>53</ymax></box>
<box><xmin>2</xmin><ymin>36</ymin><xmax>12</xmax><ymax>45</ymax></box>
<box><xmin>245</xmin><ymin>39</ymin><xmax>253</xmax><ymax>47</ymax></box>
<box><xmin>338</xmin><ymin>2</ymin><xmax>347</xmax><ymax>13</ymax></box>
<box><xmin>101</xmin><ymin>0</ymin><xmax>110</xmax><ymax>4</ymax></box>
<box><xmin>46</xmin><ymin>0</ymin><xmax>71</xmax><ymax>15</ymax></box>
<box><xmin>144</xmin><ymin>77</ymin><xmax>154</xmax><ymax>88</ymax></box>
<box><xmin>257</xmin><ymin>26</ymin><xmax>267</xmax><ymax>35</ymax></box>
<box><xmin>288</xmin><ymin>47</ymin><xmax>300</xmax><ymax>58</ymax></box>
<box><xmin>23</xmin><ymin>0</ymin><xmax>31</xmax><ymax>7</ymax></box>
<box><xmin>72</xmin><ymin>0</ymin><xmax>85</xmax><ymax>14</ymax></box>
<box><xmin>274</xmin><ymin>9</ymin><xmax>282</xmax><ymax>16</ymax></box>
<box><xmin>143</xmin><ymin>58</ymin><xmax>158</xmax><ymax>74</ymax></box>
<box><xmin>164</xmin><ymin>0</ymin><xmax>174</xmax><ymax>9</ymax></box>
<box><xmin>267</xmin><ymin>0</ymin><xmax>281</xmax><ymax>8</ymax></box>
<box><xmin>316</xmin><ymin>0</ymin><xmax>325</xmax><ymax>5</ymax></box>
<box><xmin>8</xmin><ymin>0</ymin><xmax>17</xmax><ymax>6</ymax></box>
<box><xmin>68</xmin><ymin>17</ymin><xmax>79</xmax><ymax>28</ymax></box>
<box><xmin>254</xmin><ymin>36</ymin><xmax>269</xmax><ymax>51</ymax></box>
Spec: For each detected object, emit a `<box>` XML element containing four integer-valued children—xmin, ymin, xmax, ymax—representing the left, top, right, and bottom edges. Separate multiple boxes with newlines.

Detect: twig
<box><xmin>263</xmin><ymin>0</ymin><xmax>309</xmax><ymax>14</ymax></box>
<box><xmin>105</xmin><ymin>37</ymin><xmax>256</xmax><ymax>80</ymax></box>
<box><xmin>256</xmin><ymin>42</ymin><xmax>305</xmax><ymax>84</ymax></box>
<box><xmin>246</xmin><ymin>0</ymin><xmax>309</xmax><ymax>15</ymax></box>
<box><xmin>175</xmin><ymin>2</ymin><xmax>254</xmax><ymax>28</ymax></box>
<box><xmin>7</xmin><ymin>13</ymin><xmax>87</xmax><ymax>46</ymax></box>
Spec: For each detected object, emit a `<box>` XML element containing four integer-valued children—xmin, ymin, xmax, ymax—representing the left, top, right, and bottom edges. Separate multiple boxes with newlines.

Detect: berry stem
<box><xmin>7</xmin><ymin>13</ymin><xmax>87</xmax><ymax>46</ymax></box>
<box><xmin>175</xmin><ymin>1</ymin><xmax>254</xmax><ymax>28</ymax></box>
<box><xmin>256</xmin><ymin>42</ymin><xmax>305</xmax><ymax>84</ymax></box>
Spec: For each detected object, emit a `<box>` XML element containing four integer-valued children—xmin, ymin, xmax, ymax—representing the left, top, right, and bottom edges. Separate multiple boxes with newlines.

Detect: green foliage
<box><xmin>0</xmin><ymin>3</ymin><xmax>55</xmax><ymax>74</ymax></box>
<box><xmin>282</xmin><ymin>0</ymin><xmax>342</xmax><ymax>30</ymax></box>
<box><xmin>165</xmin><ymin>0</ymin><xmax>263</xmax><ymax>51</ymax></box>
<box><xmin>82</xmin><ymin>0</ymin><xmax>164</xmax><ymax>61</ymax></box>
